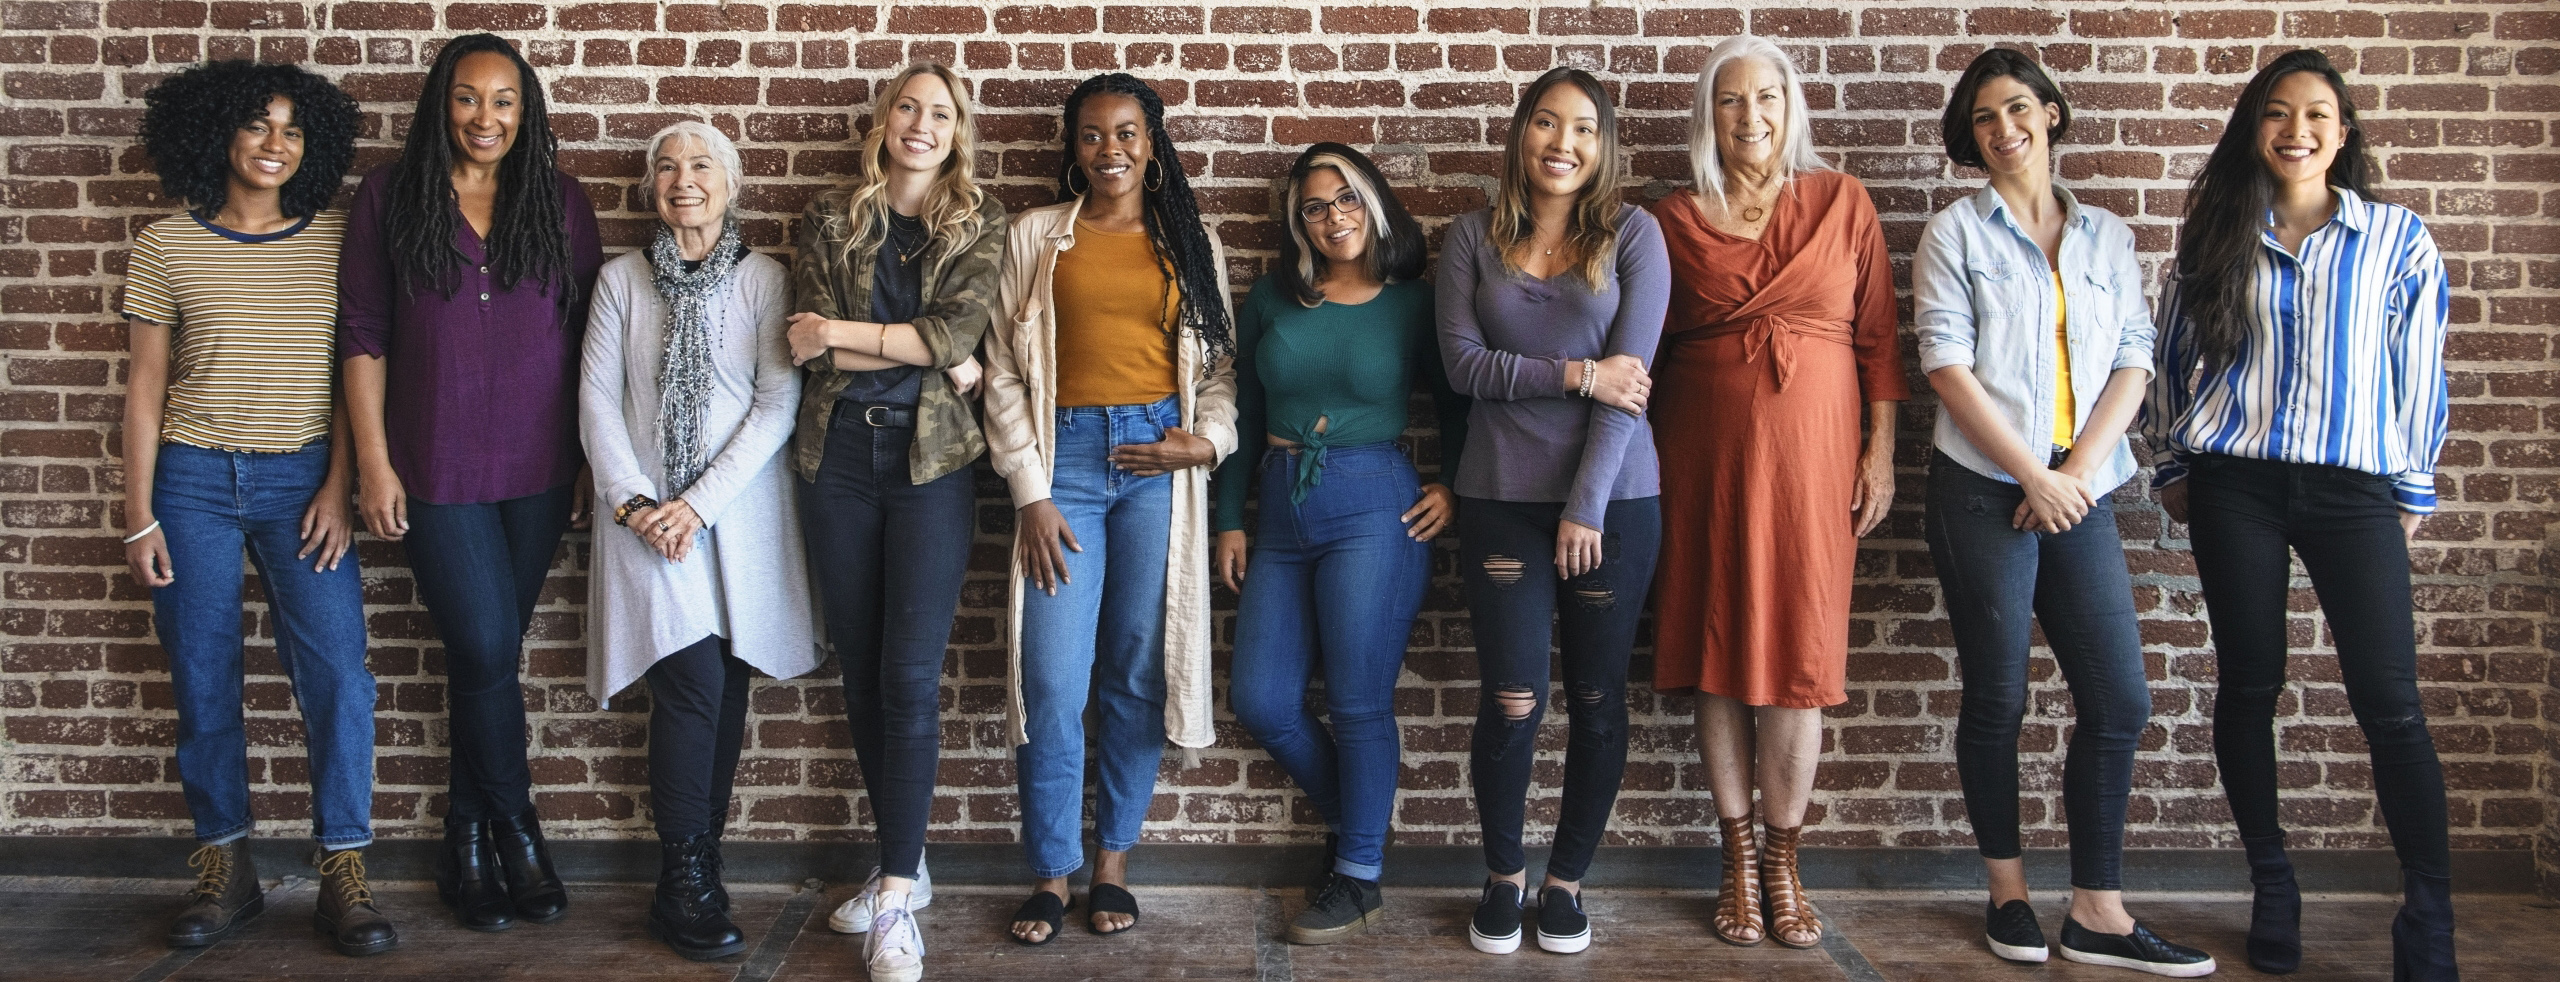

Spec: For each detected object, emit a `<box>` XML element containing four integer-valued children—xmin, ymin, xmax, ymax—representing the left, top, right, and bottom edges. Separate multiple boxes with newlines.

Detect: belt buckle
<box><xmin>863</xmin><ymin>405</ymin><xmax>893</xmax><ymax>427</ymax></box>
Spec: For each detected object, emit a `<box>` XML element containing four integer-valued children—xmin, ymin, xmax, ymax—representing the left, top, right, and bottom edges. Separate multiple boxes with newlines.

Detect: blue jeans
<box><xmin>1016</xmin><ymin>396</ymin><xmax>1179</xmax><ymax>878</ymax></box>
<box><xmin>150</xmin><ymin>442</ymin><xmax>374</xmax><ymax>849</ymax></box>
<box><xmin>1228</xmin><ymin>442</ymin><xmax>1428</xmax><ymax>882</ymax></box>
<box><xmin>403</xmin><ymin>485</ymin><xmax>573</xmax><ymax>823</ymax></box>
<box><xmin>1924</xmin><ymin>453</ymin><xmax>2149</xmax><ymax>891</ymax></box>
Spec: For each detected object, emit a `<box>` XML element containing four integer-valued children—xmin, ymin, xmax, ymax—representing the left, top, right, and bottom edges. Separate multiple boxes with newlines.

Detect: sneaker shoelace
<box><xmin>186</xmin><ymin>843</ymin><xmax>231</xmax><ymax>901</ymax></box>
<box><xmin>871</xmin><ymin>906</ymin><xmax>922</xmax><ymax>959</ymax></box>
<box><xmin>316</xmin><ymin>850</ymin><xmax>376</xmax><ymax>909</ymax></box>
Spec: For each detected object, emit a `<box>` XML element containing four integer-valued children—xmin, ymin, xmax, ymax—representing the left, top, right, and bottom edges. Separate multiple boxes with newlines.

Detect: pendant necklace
<box><xmin>1741</xmin><ymin>206</ymin><xmax>1766</xmax><ymax>223</ymax></box>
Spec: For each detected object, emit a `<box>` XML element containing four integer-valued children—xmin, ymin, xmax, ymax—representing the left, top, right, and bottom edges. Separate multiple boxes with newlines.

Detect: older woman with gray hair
<box><xmin>579</xmin><ymin>119</ymin><xmax>818</xmax><ymax>961</ymax></box>
<box><xmin>1644</xmin><ymin>35</ymin><xmax>1908</xmax><ymax>950</ymax></box>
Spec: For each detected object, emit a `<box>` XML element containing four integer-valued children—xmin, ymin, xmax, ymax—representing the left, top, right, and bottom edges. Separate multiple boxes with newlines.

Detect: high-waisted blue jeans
<box><xmin>1228</xmin><ymin>442</ymin><xmax>1429</xmax><ymax>881</ymax></box>
<box><xmin>1016</xmin><ymin>396</ymin><xmax>1179</xmax><ymax>878</ymax></box>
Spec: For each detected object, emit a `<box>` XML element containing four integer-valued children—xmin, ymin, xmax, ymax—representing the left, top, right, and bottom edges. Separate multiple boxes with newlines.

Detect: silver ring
<box><xmin>657</xmin><ymin>522</ymin><xmax>670</xmax><ymax>532</ymax></box>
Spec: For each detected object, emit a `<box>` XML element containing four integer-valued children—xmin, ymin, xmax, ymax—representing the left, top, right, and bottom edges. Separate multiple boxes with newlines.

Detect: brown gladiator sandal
<box><xmin>1759</xmin><ymin>824</ymin><xmax>1821</xmax><ymax>949</ymax></box>
<box><xmin>1712</xmin><ymin>815</ymin><xmax>1764</xmax><ymax>946</ymax></box>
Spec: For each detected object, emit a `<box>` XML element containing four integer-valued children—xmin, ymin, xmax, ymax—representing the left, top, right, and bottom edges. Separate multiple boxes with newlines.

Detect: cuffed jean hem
<box><xmin>196</xmin><ymin>823</ymin><xmax>252</xmax><ymax>846</ymax></box>
<box><xmin>1335</xmin><ymin>858</ymin><xmax>1383</xmax><ymax>881</ymax></box>
<box><xmin>316</xmin><ymin>834</ymin><xmax>376</xmax><ymax>851</ymax></box>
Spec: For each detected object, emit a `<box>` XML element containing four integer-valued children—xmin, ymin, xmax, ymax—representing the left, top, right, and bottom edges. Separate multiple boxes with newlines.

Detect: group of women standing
<box><xmin>117</xmin><ymin>27</ymin><xmax>2457</xmax><ymax>982</ymax></box>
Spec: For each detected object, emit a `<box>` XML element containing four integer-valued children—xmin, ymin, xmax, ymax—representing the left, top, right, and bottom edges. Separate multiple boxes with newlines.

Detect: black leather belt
<box><xmin>843</xmin><ymin>402</ymin><xmax>917</xmax><ymax>428</ymax></box>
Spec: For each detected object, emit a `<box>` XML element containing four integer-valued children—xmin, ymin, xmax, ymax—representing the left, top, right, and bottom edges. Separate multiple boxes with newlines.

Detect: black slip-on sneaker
<box><xmin>1534</xmin><ymin>885</ymin><xmax>1590</xmax><ymax>954</ymax></box>
<box><xmin>1467</xmin><ymin>880</ymin><xmax>1524</xmax><ymax>954</ymax></box>
<box><xmin>2059</xmin><ymin>916</ymin><xmax>2219</xmax><ymax>977</ymax></box>
<box><xmin>1985</xmin><ymin>899</ymin><xmax>2049</xmax><ymax>963</ymax></box>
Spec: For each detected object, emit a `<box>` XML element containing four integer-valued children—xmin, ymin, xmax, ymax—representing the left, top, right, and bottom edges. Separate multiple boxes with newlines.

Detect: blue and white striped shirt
<box><xmin>2141</xmin><ymin>188</ymin><xmax>2449</xmax><ymax>512</ymax></box>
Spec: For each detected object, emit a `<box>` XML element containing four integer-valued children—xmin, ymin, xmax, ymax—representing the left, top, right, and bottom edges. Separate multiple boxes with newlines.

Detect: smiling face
<box><xmin>1968</xmin><ymin>75</ymin><xmax>2059</xmax><ymax>179</ymax></box>
<box><xmin>1296</xmin><ymin>165</ymin><xmax>1370</xmax><ymax>270</ymax></box>
<box><xmin>446</xmin><ymin>50</ymin><xmax>523</xmax><ymax>167</ymax></box>
<box><xmin>1712</xmin><ymin>55</ymin><xmax>1789</xmax><ymax>174</ymax></box>
<box><xmin>1517</xmin><ymin>83</ymin><xmax>1603</xmax><ymax>200</ymax></box>
<box><xmin>1073</xmin><ymin>92</ymin><xmax>1152</xmax><ymax>201</ymax></box>
<box><xmin>651</xmin><ymin>134</ymin><xmax>731</xmax><ymax>236</ymax></box>
<box><xmin>883</xmin><ymin>71</ymin><xmax>958</xmax><ymax>178</ymax></box>
<box><xmin>2258</xmin><ymin>70</ymin><xmax>2346</xmax><ymax>188</ymax></box>
<box><xmin>226</xmin><ymin>95</ymin><xmax>303</xmax><ymax>196</ymax></box>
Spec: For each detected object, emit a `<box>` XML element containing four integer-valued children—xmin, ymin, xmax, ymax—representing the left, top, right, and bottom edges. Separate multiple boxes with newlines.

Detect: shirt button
<box><xmin>479</xmin><ymin>292</ymin><xmax>491</xmax><ymax>301</ymax></box>
<box><xmin>479</xmin><ymin>266</ymin><xmax>488</xmax><ymax>274</ymax></box>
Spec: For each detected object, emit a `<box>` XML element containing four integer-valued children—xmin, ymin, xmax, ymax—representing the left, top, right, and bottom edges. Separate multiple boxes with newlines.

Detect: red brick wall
<box><xmin>2</xmin><ymin>1</ymin><xmax>2554</xmax><ymax>877</ymax></box>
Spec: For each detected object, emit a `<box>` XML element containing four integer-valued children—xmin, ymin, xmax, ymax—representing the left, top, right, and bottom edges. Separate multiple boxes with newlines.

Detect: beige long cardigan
<box><xmin>982</xmin><ymin>197</ymin><xmax>1238</xmax><ymax>757</ymax></box>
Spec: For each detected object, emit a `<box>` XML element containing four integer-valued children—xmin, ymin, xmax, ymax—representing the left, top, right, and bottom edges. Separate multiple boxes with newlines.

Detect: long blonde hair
<box><xmin>1490</xmin><ymin>67</ymin><xmax>1624</xmax><ymax>293</ymax></box>
<box><xmin>818</xmin><ymin>62</ymin><xmax>986</xmax><ymax>267</ymax></box>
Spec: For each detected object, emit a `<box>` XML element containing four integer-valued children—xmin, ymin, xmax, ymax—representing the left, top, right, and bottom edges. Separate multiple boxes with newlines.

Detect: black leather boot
<box><xmin>434</xmin><ymin>818</ymin><xmax>514</xmax><ymax>931</ymax></box>
<box><xmin>167</xmin><ymin>840</ymin><xmax>264</xmax><ymax>947</ymax></box>
<box><xmin>648</xmin><ymin>834</ymin><xmax>746</xmax><ymax>960</ymax></box>
<box><xmin>489</xmin><ymin>807</ymin><xmax>570</xmax><ymax>923</ymax></box>
<box><xmin>313</xmin><ymin>848</ymin><xmax>399</xmax><ymax>957</ymax></box>
<box><xmin>2243</xmin><ymin>832</ymin><xmax>2301</xmax><ymax>973</ymax></box>
<box><xmin>2391</xmin><ymin>869</ymin><xmax>2459</xmax><ymax>982</ymax></box>
<box><xmin>703</xmin><ymin>833</ymin><xmax>731</xmax><ymax>912</ymax></box>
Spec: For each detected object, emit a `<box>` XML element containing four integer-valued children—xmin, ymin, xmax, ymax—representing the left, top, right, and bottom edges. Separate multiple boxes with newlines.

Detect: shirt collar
<box><xmin>2327</xmin><ymin>186</ymin><xmax>2370</xmax><ymax>233</ymax></box>
<box><xmin>1968</xmin><ymin>183</ymin><xmax>2095</xmax><ymax>234</ymax></box>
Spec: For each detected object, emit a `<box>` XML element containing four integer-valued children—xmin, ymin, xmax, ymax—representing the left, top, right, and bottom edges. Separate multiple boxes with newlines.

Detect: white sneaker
<box><xmin>864</xmin><ymin>903</ymin><xmax>925</xmax><ymax>982</ymax></box>
<box><xmin>828</xmin><ymin>860</ymin><xmax>934</xmax><ymax>934</ymax></box>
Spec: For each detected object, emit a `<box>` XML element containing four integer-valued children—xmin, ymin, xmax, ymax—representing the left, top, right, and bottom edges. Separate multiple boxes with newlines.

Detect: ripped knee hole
<box><xmin>1481</xmin><ymin>554</ymin><xmax>1526</xmax><ymax>587</ymax></box>
<box><xmin>1494</xmin><ymin>684</ymin><xmax>1538</xmax><ymax>721</ymax></box>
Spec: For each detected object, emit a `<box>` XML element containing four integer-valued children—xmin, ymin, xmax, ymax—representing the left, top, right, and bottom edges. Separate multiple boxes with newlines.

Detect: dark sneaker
<box><xmin>1287</xmin><ymin>873</ymin><xmax>1383</xmax><ymax>945</ymax></box>
<box><xmin>1466</xmin><ymin>880</ymin><xmax>1524</xmax><ymax>954</ymax></box>
<box><xmin>1534</xmin><ymin>885</ymin><xmax>1590</xmax><ymax>954</ymax></box>
<box><xmin>2059</xmin><ymin>917</ymin><xmax>2218</xmax><ymax>977</ymax></box>
<box><xmin>1985</xmin><ymin>899</ymin><xmax>2049</xmax><ymax>963</ymax></box>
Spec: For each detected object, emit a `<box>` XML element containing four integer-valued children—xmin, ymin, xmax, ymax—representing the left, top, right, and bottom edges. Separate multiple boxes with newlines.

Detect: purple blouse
<box><xmin>338</xmin><ymin>164</ymin><xmax>604</xmax><ymax>505</ymax></box>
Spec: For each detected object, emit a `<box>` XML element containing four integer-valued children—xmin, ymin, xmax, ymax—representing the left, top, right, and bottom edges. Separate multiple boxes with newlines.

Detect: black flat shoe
<box><xmin>1985</xmin><ymin>899</ymin><xmax>2048</xmax><ymax>963</ymax></box>
<box><xmin>2058</xmin><ymin>916</ymin><xmax>2217</xmax><ymax>977</ymax></box>
<box><xmin>1009</xmin><ymin>889</ymin><xmax>1070</xmax><ymax>946</ymax></box>
<box><xmin>1534</xmin><ymin>885</ymin><xmax>1591</xmax><ymax>954</ymax></box>
<box><xmin>1466</xmin><ymin>880</ymin><xmax>1523</xmax><ymax>955</ymax></box>
<box><xmin>1086</xmin><ymin>882</ymin><xmax>1140</xmax><ymax>935</ymax></box>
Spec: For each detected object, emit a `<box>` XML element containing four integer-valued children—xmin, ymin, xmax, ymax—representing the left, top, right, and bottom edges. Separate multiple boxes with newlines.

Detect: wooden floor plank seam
<box><xmin>733</xmin><ymin>878</ymin><xmax>825</xmax><ymax>982</ymax></box>
<box><xmin>1254</xmin><ymin>889</ymin><xmax>1295</xmax><ymax>982</ymax></box>
<box><xmin>1817</xmin><ymin>923</ymin><xmax>1889</xmax><ymax>982</ymax></box>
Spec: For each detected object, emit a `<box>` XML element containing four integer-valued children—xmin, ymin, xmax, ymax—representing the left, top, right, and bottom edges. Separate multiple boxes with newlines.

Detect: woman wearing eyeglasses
<box><xmin>1215</xmin><ymin>143</ymin><xmax>1466</xmax><ymax>946</ymax></box>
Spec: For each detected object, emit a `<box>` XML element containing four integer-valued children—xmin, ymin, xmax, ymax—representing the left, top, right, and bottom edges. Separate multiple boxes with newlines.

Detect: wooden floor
<box><xmin>10</xmin><ymin>877</ymin><xmax>2555</xmax><ymax>981</ymax></box>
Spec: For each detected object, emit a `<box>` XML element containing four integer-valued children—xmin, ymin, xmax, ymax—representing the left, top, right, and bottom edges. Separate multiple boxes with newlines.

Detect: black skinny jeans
<box><xmin>798</xmin><ymin>404</ymin><xmax>973</xmax><ymax>880</ymax></box>
<box><xmin>1460</xmin><ymin>496</ymin><xmax>1661</xmax><ymax>883</ymax></box>
<box><xmin>404</xmin><ymin>484</ymin><xmax>574</xmax><ymax>823</ymax></box>
<box><xmin>1924</xmin><ymin>454</ymin><xmax>2149</xmax><ymax>891</ymax></box>
<box><xmin>646</xmin><ymin>635</ymin><xmax>751</xmax><ymax>841</ymax></box>
<box><xmin>2187</xmin><ymin>453</ymin><xmax>2450</xmax><ymax>878</ymax></box>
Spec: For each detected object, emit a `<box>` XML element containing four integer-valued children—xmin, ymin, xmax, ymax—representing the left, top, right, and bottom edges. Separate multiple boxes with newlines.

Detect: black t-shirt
<box><xmin>836</xmin><ymin>209</ymin><xmax>928</xmax><ymax>406</ymax></box>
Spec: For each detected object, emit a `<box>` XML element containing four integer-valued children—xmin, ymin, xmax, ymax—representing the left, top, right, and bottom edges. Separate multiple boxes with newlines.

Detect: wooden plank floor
<box><xmin>7</xmin><ymin>877</ymin><xmax>2554</xmax><ymax>982</ymax></box>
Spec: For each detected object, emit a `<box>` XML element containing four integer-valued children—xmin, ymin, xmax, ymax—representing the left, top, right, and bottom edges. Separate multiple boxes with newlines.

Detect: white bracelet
<box><xmin>122</xmin><ymin>520</ymin><xmax>160</xmax><ymax>544</ymax></box>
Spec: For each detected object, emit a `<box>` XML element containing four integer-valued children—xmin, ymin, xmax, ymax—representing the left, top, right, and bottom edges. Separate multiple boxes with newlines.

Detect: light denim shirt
<box><xmin>1913</xmin><ymin>184</ymin><xmax>2153</xmax><ymax>493</ymax></box>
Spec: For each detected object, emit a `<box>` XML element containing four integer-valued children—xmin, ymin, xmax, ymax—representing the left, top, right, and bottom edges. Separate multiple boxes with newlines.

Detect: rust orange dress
<box><xmin>1648</xmin><ymin>170</ymin><xmax>1910</xmax><ymax>708</ymax></box>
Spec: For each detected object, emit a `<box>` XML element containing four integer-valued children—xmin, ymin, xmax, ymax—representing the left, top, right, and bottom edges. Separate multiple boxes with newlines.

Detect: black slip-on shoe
<box><xmin>2059</xmin><ymin>916</ymin><xmax>2218</xmax><ymax>977</ymax></box>
<box><xmin>1985</xmin><ymin>899</ymin><xmax>2049</xmax><ymax>963</ymax></box>
<box><xmin>1467</xmin><ymin>880</ymin><xmax>1524</xmax><ymax>954</ymax></box>
<box><xmin>1534</xmin><ymin>886</ymin><xmax>1590</xmax><ymax>954</ymax></box>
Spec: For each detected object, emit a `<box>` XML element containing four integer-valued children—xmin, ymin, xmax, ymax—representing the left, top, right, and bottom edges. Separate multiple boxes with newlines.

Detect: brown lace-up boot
<box><xmin>313</xmin><ymin>848</ymin><xmax>399</xmax><ymax>957</ymax></box>
<box><xmin>167</xmin><ymin>840</ymin><xmax>264</xmax><ymax>947</ymax></box>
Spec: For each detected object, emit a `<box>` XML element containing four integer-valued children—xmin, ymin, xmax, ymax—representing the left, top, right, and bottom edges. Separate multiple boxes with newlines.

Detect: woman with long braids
<box><xmin>983</xmin><ymin>72</ymin><xmax>1238</xmax><ymax>945</ymax></box>
<box><xmin>339</xmin><ymin>33</ymin><xmax>601</xmax><ymax>932</ymax></box>
<box><xmin>785</xmin><ymin>62</ymin><xmax>1007</xmax><ymax>982</ymax></box>
<box><xmin>2142</xmin><ymin>49</ymin><xmax>2456</xmax><ymax>980</ymax></box>
<box><xmin>1441</xmin><ymin>67</ymin><xmax>1668</xmax><ymax>956</ymax></box>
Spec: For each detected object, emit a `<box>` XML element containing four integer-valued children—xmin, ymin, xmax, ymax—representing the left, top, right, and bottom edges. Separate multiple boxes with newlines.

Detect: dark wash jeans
<box><xmin>1924</xmin><ymin>452</ymin><xmax>2148</xmax><ymax>891</ymax></box>
<box><xmin>2186</xmin><ymin>453</ymin><xmax>2451</xmax><ymax>878</ymax></box>
<box><xmin>645</xmin><ymin>635</ymin><xmax>750</xmax><ymax>840</ymax></box>
<box><xmin>404</xmin><ymin>484</ymin><xmax>573</xmax><ymax>823</ymax></box>
<box><xmin>1228</xmin><ymin>442</ymin><xmax>1430</xmax><ymax>882</ymax></box>
<box><xmin>1459</xmin><ymin>496</ymin><xmax>1661</xmax><ymax>883</ymax></box>
<box><xmin>799</xmin><ymin>402</ymin><xmax>973</xmax><ymax>880</ymax></box>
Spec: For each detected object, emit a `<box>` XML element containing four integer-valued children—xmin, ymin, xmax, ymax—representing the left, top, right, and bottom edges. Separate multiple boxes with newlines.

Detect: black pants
<box><xmin>1459</xmin><ymin>496</ymin><xmax>1661</xmax><ymax>883</ymax></box>
<box><xmin>2187</xmin><ymin>454</ymin><xmax>2450</xmax><ymax>878</ymax></box>
<box><xmin>405</xmin><ymin>484</ymin><xmax>574</xmax><ymax>822</ymax></box>
<box><xmin>799</xmin><ymin>404</ymin><xmax>973</xmax><ymax>879</ymax></box>
<box><xmin>646</xmin><ymin>636</ymin><xmax>751</xmax><ymax>841</ymax></box>
<box><xmin>1925</xmin><ymin>455</ymin><xmax>2149</xmax><ymax>890</ymax></box>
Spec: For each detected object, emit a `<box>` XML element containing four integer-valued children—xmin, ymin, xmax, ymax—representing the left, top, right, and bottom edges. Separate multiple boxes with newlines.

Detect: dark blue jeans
<box><xmin>151</xmin><ymin>442</ymin><xmax>374</xmax><ymax>848</ymax></box>
<box><xmin>1924</xmin><ymin>453</ymin><xmax>2149</xmax><ymax>891</ymax></box>
<box><xmin>1228</xmin><ymin>442</ymin><xmax>1429</xmax><ymax>882</ymax></box>
<box><xmin>403</xmin><ymin>484</ymin><xmax>573</xmax><ymax>823</ymax></box>
<box><xmin>800</xmin><ymin>403</ymin><xmax>974</xmax><ymax>879</ymax></box>
<box><xmin>1460</xmin><ymin>495</ymin><xmax>1660</xmax><ymax>883</ymax></box>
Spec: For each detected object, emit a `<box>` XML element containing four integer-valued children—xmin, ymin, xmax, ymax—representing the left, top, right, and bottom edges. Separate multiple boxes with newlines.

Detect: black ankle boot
<box><xmin>2391</xmin><ymin>869</ymin><xmax>2459</xmax><ymax>982</ymax></box>
<box><xmin>703</xmin><ymin>834</ymin><xmax>731</xmax><ymax>911</ymax></box>
<box><xmin>434</xmin><ymin>819</ymin><xmax>514</xmax><ymax>932</ymax></box>
<box><xmin>489</xmin><ymin>807</ymin><xmax>569</xmax><ymax>923</ymax></box>
<box><xmin>2242</xmin><ymin>832</ymin><xmax>2300</xmax><ymax>973</ymax></box>
<box><xmin>648</xmin><ymin>834</ymin><xmax>745</xmax><ymax>961</ymax></box>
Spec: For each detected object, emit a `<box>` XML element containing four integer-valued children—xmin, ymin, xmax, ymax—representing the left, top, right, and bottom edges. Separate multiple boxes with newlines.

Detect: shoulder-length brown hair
<box><xmin>1490</xmin><ymin>67</ymin><xmax>1624</xmax><ymax>292</ymax></box>
<box><xmin>815</xmin><ymin>62</ymin><xmax>989</xmax><ymax>267</ymax></box>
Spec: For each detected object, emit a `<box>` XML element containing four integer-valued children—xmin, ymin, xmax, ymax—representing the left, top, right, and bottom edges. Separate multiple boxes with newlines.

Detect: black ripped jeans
<box><xmin>1459</xmin><ymin>496</ymin><xmax>1661</xmax><ymax>883</ymax></box>
<box><xmin>2186</xmin><ymin>454</ymin><xmax>2450</xmax><ymax>878</ymax></box>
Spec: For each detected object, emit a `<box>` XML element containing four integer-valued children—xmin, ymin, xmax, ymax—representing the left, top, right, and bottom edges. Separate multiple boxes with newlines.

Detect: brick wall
<box><xmin>1</xmin><ymin>1</ymin><xmax>2554</xmax><ymax>883</ymax></box>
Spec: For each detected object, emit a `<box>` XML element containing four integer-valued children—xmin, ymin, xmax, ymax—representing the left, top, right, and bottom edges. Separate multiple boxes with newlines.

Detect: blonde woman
<box><xmin>782</xmin><ymin>62</ymin><xmax>1005</xmax><ymax>982</ymax></box>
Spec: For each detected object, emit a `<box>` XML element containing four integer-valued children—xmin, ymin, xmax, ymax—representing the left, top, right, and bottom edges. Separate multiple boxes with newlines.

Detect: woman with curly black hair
<box><xmin>337</xmin><ymin>32</ymin><xmax>602</xmax><ymax>933</ymax></box>
<box><xmin>121</xmin><ymin>59</ymin><xmax>397</xmax><ymax>958</ymax></box>
<box><xmin>983</xmin><ymin>72</ymin><xmax>1238</xmax><ymax>944</ymax></box>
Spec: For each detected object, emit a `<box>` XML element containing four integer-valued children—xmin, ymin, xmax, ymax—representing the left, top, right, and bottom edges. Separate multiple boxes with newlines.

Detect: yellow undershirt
<box><xmin>1053</xmin><ymin>221</ymin><xmax>1181</xmax><ymax>408</ymax></box>
<box><xmin>2052</xmin><ymin>271</ymin><xmax>2075</xmax><ymax>449</ymax></box>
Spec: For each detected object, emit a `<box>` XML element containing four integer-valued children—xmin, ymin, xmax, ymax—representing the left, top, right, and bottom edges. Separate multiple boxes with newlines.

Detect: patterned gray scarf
<box><xmin>646</xmin><ymin>217</ymin><xmax>744</xmax><ymax>497</ymax></box>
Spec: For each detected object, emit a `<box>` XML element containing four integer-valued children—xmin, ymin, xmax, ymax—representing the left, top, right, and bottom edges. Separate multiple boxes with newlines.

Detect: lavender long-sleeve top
<box><xmin>337</xmin><ymin>164</ymin><xmax>604</xmax><ymax>504</ymax></box>
<box><xmin>1436</xmin><ymin>205</ymin><xmax>1670</xmax><ymax>530</ymax></box>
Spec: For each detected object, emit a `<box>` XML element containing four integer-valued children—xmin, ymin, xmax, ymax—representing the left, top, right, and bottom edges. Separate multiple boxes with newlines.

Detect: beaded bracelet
<box><xmin>1577</xmin><ymin>358</ymin><xmax>1599</xmax><ymax>399</ymax></box>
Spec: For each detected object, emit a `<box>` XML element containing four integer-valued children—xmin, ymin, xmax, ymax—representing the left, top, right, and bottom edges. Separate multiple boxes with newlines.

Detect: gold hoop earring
<box><xmin>1066</xmin><ymin>167</ymin><xmax>1089</xmax><ymax>197</ymax></box>
<box><xmin>1144</xmin><ymin>159</ymin><xmax>1164</xmax><ymax>191</ymax></box>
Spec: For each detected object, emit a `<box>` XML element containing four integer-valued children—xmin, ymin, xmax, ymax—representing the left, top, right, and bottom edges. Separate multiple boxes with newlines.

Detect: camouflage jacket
<box><xmin>788</xmin><ymin>192</ymin><xmax>1008</xmax><ymax>485</ymax></box>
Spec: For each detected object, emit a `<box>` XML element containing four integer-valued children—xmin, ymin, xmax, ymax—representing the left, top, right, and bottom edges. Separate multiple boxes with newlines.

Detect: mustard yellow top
<box><xmin>1052</xmin><ymin>221</ymin><xmax>1181</xmax><ymax>408</ymax></box>
<box><xmin>2051</xmin><ymin>270</ymin><xmax>2074</xmax><ymax>448</ymax></box>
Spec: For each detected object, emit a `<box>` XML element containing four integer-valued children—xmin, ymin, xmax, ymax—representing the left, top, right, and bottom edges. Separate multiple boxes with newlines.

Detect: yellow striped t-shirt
<box><xmin>120</xmin><ymin>211</ymin><xmax>346</xmax><ymax>452</ymax></box>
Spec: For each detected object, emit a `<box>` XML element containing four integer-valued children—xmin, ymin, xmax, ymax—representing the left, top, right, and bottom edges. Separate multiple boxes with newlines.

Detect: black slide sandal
<box><xmin>1010</xmin><ymin>890</ymin><xmax>1071</xmax><ymax>946</ymax></box>
<box><xmin>1087</xmin><ymin>883</ymin><xmax>1141</xmax><ymax>935</ymax></box>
